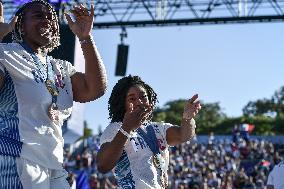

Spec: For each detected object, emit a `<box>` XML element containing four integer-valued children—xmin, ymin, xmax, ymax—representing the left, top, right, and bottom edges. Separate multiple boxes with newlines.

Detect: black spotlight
<box><xmin>115</xmin><ymin>43</ymin><xmax>129</xmax><ymax>76</ymax></box>
<box><xmin>115</xmin><ymin>28</ymin><xmax>129</xmax><ymax>76</ymax></box>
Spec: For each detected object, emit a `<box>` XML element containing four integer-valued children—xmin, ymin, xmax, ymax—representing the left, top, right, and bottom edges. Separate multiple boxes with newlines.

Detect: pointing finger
<box><xmin>189</xmin><ymin>94</ymin><xmax>198</xmax><ymax>104</ymax></box>
<box><xmin>90</xmin><ymin>4</ymin><xmax>95</xmax><ymax>17</ymax></box>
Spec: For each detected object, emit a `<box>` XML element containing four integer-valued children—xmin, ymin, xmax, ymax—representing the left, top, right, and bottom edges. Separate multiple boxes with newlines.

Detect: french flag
<box><xmin>242</xmin><ymin>124</ymin><xmax>255</xmax><ymax>133</ymax></box>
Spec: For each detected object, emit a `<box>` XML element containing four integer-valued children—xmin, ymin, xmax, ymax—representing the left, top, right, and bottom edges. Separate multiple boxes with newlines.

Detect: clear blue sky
<box><xmin>85</xmin><ymin>23</ymin><xmax>284</xmax><ymax>134</ymax></box>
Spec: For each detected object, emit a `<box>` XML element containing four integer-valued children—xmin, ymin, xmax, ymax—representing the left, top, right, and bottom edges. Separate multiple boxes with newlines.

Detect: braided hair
<box><xmin>108</xmin><ymin>75</ymin><xmax>158</xmax><ymax>123</ymax></box>
<box><xmin>12</xmin><ymin>0</ymin><xmax>60</xmax><ymax>53</ymax></box>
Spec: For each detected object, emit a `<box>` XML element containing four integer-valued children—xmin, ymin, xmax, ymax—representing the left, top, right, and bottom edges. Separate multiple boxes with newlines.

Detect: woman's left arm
<box><xmin>166</xmin><ymin>94</ymin><xmax>201</xmax><ymax>146</ymax></box>
<box><xmin>65</xmin><ymin>4</ymin><xmax>107</xmax><ymax>102</ymax></box>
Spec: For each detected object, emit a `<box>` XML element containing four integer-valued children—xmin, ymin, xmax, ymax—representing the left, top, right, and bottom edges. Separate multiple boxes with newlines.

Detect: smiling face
<box><xmin>108</xmin><ymin>75</ymin><xmax>158</xmax><ymax>123</ymax></box>
<box><xmin>125</xmin><ymin>85</ymin><xmax>150</xmax><ymax>112</ymax></box>
<box><xmin>21</xmin><ymin>3</ymin><xmax>57</xmax><ymax>51</ymax></box>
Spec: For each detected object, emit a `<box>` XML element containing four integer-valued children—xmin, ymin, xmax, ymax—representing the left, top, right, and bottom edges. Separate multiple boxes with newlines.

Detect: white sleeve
<box><xmin>100</xmin><ymin>122</ymin><xmax>121</xmax><ymax>145</ymax></box>
<box><xmin>156</xmin><ymin>122</ymin><xmax>174</xmax><ymax>146</ymax></box>
<box><xmin>62</xmin><ymin>60</ymin><xmax>76</xmax><ymax>77</ymax></box>
<box><xmin>161</xmin><ymin>122</ymin><xmax>174</xmax><ymax>140</ymax></box>
<box><xmin>160</xmin><ymin>119</ymin><xmax>196</xmax><ymax>145</ymax></box>
<box><xmin>267</xmin><ymin>169</ymin><xmax>274</xmax><ymax>185</ymax></box>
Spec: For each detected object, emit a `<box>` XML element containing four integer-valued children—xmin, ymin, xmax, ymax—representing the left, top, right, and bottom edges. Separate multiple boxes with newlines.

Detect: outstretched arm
<box><xmin>166</xmin><ymin>94</ymin><xmax>201</xmax><ymax>146</ymax></box>
<box><xmin>65</xmin><ymin>4</ymin><xmax>107</xmax><ymax>102</ymax></box>
<box><xmin>97</xmin><ymin>134</ymin><xmax>128</xmax><ymax>173</ymax></box>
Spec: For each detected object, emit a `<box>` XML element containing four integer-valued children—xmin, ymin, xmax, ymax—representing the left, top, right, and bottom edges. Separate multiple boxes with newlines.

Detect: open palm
<box><xmin>0</xmin><ymin>3</ymin><xmax>17</xmax><ymax>39</ymax></box>
<box><xmin>65</xmin><ymin>4</ymin><xmax>94</xmax><ymax>40</ymax></box>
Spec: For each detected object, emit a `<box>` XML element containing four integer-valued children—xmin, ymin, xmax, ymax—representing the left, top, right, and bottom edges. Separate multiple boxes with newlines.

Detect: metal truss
<box><xmin>3</xmin><ymin>0</ymin><xmax>284</xmax><ymax>29</ymax></box>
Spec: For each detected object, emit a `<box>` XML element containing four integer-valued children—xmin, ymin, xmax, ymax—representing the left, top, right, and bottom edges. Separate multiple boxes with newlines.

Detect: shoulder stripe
<box><xmin>115</xmin><ymin>150</ymin><xmax>135</xmax><ymax>188</ymax></box>
<box><xmin>0</xmin><ymin>70</ymin><xmax>22</xmax><ymax>156</ymax></box>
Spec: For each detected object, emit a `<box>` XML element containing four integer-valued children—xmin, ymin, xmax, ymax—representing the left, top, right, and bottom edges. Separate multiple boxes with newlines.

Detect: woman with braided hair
<box><xmin>0</xmin><ymin>1</ymin><xmax>107</xmax><ymax>188</ymax></box>
<box><xmin>97</xmin><ymin>75</ymin><xmax>201</xmax><ymax>189</ymax></box>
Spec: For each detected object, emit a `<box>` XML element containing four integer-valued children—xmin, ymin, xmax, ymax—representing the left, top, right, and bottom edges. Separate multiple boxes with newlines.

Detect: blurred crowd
<box><xmin>63</xmin><ymin>131</ymin><xmax>284</xmax><ymax>189</ymax></box>
<box><xmin>168</xmin><ymin>137</ymin><xmax>283</xmax><ymax>189</ymax></box>
<box><xmin>63</xmin><ymin>137</ymin><xmax>117</xmax><ymax>189</ymax></box>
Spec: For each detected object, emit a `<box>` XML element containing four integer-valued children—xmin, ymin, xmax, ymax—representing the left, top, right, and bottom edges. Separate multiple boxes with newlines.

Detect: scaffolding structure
<box><xmin>3</xmin><ymin>0</ymin><xmax>284</xmax><ymax>29</ymax></box>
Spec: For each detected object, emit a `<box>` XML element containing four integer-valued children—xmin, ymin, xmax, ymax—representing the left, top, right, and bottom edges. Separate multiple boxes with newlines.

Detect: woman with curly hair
<box><xmin>0</xmin><ymin>1</ymin><xmax>107</xmax><ymax>188</ymax></box>
<box><xmin>97</xmin><ymin>75</ymin><xmax>201</xmax><ymax>189</ymax></box>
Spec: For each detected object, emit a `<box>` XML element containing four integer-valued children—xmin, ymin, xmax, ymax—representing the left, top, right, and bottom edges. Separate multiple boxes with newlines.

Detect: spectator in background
<box><xmin>232</xmin><ymin>124</ymin><xmax>240</xmax><ymax>143</ymax></box>
<box><xmin>208</xmin><ymin>131</ymin><xmax>215</xmax><ymax>145</ymax></box>
<box><xmin>89</xmin><ymin>174</ymin><xmax>99</xmax><ymax>189</ymax></box>
<box><xmin>240</xmin><ymin>125</ymin><xmax>250</xmax><ymax>142</ymax></box>
<box><xmin>66</xmin><ymin>173</ymin><xmax>76</xmax><ymax>189</ymax></box>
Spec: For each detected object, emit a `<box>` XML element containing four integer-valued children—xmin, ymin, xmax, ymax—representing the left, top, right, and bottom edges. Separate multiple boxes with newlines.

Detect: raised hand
<box><xmin>0</xmin><ymin>2</ymin><xmax>17</xmax><ymax>39</ymax></box>
<box><xmin>182</xmin><ymin>94</ymin><xmax>201</xmax><ymax>120</ymax></box>
<box><xmin>65</xmin><ymin>4</ymin><xmax>94</xmax><ymax>40</ymax></box>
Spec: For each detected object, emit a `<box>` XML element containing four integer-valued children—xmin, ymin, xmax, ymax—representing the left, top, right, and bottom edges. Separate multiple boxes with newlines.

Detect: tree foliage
<box><xmin>152</xmin><ymin>86</ymin><xmax>284</xmax><ymax>135</ymax></box>
<box><xmin>243</xmin><ymin>86</ymin><xmax>284</xmax><ymax>117</ymax></box>
<box><xmin>153</xmin><ymin>100</ymin><xmax>226</xmax><ymax>134</ymax></box>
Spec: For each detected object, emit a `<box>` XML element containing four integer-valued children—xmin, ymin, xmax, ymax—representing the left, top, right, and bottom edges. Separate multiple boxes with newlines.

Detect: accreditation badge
<box><xmin>153</xmin><ymin>154</ymin><xmax>168</xmax><ymax>188</ymax></box>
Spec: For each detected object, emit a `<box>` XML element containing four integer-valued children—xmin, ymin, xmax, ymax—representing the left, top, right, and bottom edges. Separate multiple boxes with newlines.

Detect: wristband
<box><xmin>79</xmin><ymin>37</ymin><xmax>93</xmax><ymax>45</ymax></box>
<box><xmin>119</xmin><ymin>127</ymin><xmax>132</xmax><ymax>138</ymax></box>
<box><xmin>183</xmin><ymin>118</ymin><xmax>196</xmax><ymax>129</ymax></box>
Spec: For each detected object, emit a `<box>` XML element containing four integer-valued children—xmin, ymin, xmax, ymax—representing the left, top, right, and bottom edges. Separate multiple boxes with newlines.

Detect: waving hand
<box><xmin>65</xmin><ymin>4</ymin><xmax>94</xmax><ymax>40</ymax></box>
<box><xmin>0</xmin><ymin>2</ymin><xmax>17</xmax><ymax>39</ymax></box>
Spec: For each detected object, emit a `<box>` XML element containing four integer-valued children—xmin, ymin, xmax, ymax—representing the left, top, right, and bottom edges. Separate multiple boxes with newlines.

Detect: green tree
<box><xmin>241</xmin><ymin>86</ymin><xmax>284</xmax><ymax>135</ymax></box>
<box><xmin>243</xmin><ymin>86</ymin><xmax>284</xmax><ymax>117</ymax></box>
<box><xmin>151</xmin><ymin>86</ymin><xmax>284</xmax><ymax>135</ymax></box>
<box><xmin>153</xmin><ymin>100</ymin><xmax>226</xmax><ymax>134</ymax></box>
<box><xmin>153</xmin><ymin>99</ymin><xmax>185</xmax><ymax>125</ymax></box>
<box><xmin>241</xmin><ymin>115</ymin><xmax>275</xmax><ymax>135</ymax></box>
<box><xmin>194</xmin><ymin>102</ymin><xmax>226</xmax><ymax>134</ymax></box>
<box><xmin>243</xmin><ymin>99</ymin><xmax>274</xmax><ymax>117</ymax></box>
<box><xmin>272</xmin><ymin>86</ymin><xmax>284</xmax><ymax>115</ymax></box>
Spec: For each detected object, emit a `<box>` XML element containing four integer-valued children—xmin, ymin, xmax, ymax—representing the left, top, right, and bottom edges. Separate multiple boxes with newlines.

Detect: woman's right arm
<box><xmin>96</xmin><ymin>125</ymin><xmax>130</xmax><ymax>173</ymax></box>
<box><xmin>97</xmin><ymin>103</ymin><xmax>150</xmax><ymax>173</ymax></box>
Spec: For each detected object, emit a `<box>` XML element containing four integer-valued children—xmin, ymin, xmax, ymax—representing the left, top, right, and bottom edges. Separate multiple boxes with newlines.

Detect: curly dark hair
<box><xmin>108</xmin><ymin>75</ymin><xmax>158</xmax><ymax>123</ymax></box>
<box><xmin>12</xmin><ymin>0</ymin><xmax>60</xmax><ymax>53</ymax></box>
